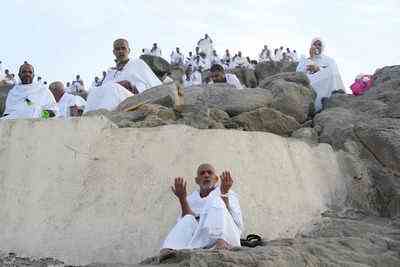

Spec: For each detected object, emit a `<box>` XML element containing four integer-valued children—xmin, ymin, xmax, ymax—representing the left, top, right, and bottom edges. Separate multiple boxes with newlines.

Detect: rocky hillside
<box><xmin>83</xmin><ymin>65</ymin><xmax>400</xmax><ymax>266</ymax></box>
<box><xmin>1</xmin><ymin>64</ymin><xmax>400</xmax><ymax>266</ymax></box>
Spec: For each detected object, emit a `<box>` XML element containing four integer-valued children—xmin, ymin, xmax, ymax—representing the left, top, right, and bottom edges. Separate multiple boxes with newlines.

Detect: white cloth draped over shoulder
<box><xmin>102</xmin><ymin>58</ymin><xmax>162</xmax><ymax>94</ymax></box>
<box><xmin>2</xmin><ymin>83</ymin><xmax>58</xmax><ymax>119</ymax></box>
<box><xmin>162</xmin><ymin>187</ymin><xmax>243</xmax><ymax>250</ymax></box>
<box><xmin>296</xmin><ymin>38</ymin><xmax>345</xmax><ymax>112</ymax></box>
<box><xmin>84</xmin><ymin>58</ymin><xmax>162</xmax><ymax>113</ymax></box>
<box><xmin>84</xmin><ymin>83</ymin><xmax>133</xmax><ymax>112</ymax></box>
<box><xmin>57</xmin><ymin>93</ymin><xmax>87</xmax><ymax>118</ymax></box>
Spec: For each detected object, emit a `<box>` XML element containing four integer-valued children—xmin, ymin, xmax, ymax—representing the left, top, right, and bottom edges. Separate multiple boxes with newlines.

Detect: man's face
<box><xmin>19</xmin><ymin>64</ymin><xmax>34</xmax><ymax>84</ymax></box>
<box><xmin>210</xmin><ymin>70</ymin><xmax>225</xmax><ymax>83</ymax></box>
<box><xmin>196</xmin><ymin>165</ymin><xmax>218</xmax><ymax>191</ymax></box>
<box><xmin>113</xmin><ymin>40</ymin><xmax>130</xmax><ymax>62</ymax></box>
<box><xmin>313</xmin><ymin>40</ymin><xmax>322</xmax><ymax>51</ymax></box>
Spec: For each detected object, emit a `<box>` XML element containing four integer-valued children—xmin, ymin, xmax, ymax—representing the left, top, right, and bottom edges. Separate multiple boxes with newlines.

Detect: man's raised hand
<box><xmin>171</xmin><ymin>177</ymin><xmax>187</xmax><ymax>200</ymax></box>
<box><xmin>221</xmin><ymin>171</ymin><xmax>234</xmax><ymax>194</ymax></box>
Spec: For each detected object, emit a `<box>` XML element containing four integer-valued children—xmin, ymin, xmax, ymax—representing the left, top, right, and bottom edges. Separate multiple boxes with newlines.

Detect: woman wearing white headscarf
<box><xmin>296</xmin><ymin>38</ymin><xmax>345</xmax><ymax>112</ymax></box>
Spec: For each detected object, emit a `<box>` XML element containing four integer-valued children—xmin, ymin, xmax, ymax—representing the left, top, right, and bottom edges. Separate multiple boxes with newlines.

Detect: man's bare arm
<box><xmin>220</xmin><ymin>171</ymin><xmax>234</xmax><ymax>210</ymax></box>
<box><xmin>171</xmin><ymin>177</ymin><xmax>195</xmax><ymax>217</ymax></box>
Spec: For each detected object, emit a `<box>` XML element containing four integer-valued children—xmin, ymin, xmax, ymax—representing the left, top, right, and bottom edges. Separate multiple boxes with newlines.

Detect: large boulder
<box><xmin>117</xmin><ymin>83</ymin><xmax>274</xmax><ymax>117</ymax></box>
<box><xmin>139</xmin><ymin>55</ymin><xmax>171</xmax><ymax>80</ymax></box>
<box><xmin>228</xmin><ymin>67</ymin><xmax>258</xmax><ymax>88</ymax></box>
<box><xmin>228</xmin><ymin>107</ymin><xmax>300</xmax><ymax>136</ymax></box>
<box><xmin>260</xmin><ymin>73</ymin><xmax>316</xmax><ymax>123</ymax></box>
<box><xmin>255</xmin><ymin>61</ymin><xmax>298</xmax><ymax>82</ymax></box>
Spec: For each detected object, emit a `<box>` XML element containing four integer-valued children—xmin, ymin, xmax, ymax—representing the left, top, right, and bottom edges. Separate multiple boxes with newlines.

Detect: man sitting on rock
<box><xmin>209</xmin><ymin>64</ymin><xmax>243</xmax><ymax>89</ymax></box>
<box><xmin>49</xmin><ymin>81</ymin><xmax>86</xmax><ymax>117</ymax></box>
<box><xmin>2</xmin><ymin>63</ymin><xmax>58</xmax><ymax>119</ymax></box>
<box><xmin>85</xmin><ymin>38</ymin><xmax>161</xmax><ymax>112</ymax></box>
<box><xmin>296</xmin><ymin>38</ymin><xmax>345</xmax><ymax>112</ymax></box>
<box><xmin>161</xmin><ymin>164</ymin><xmax>243</xmax><ymax>254</ymax></box>
<box><xmin>182</xmin><ymin>64</ymin><xmax>202</xmax><ymax>88</ymax></box>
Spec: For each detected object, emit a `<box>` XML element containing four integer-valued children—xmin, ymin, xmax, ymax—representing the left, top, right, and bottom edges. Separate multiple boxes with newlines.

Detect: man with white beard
<box><xmin>2</xmin><ymin>63</ymin><xmax>58</xmax><ymax>119</ymax></box>
<box><xmin>296</xmin><ymin>38</ymin><xmax>345</xmax><ymax>112</ymax></box>
<box><xmin>85</xmin><ymin>38</ymin><xmax>161</xmax><ymax>112</ymax></box>
<box><xmin>161</xmin><ymin>163</ymin><xmax>243</xmax><ymax>256</ymax></box>
<box><xmin>49</xmin><ymin>81</ymin><xmax>86</xmax><ymax>118</ymax></box>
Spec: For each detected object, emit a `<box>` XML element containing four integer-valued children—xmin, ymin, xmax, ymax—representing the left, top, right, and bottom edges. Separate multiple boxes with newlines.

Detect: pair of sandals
<box><xmin>240</xmin><ymin>234</ymin><xmax>264</xmax><ymax>248</ymax></box>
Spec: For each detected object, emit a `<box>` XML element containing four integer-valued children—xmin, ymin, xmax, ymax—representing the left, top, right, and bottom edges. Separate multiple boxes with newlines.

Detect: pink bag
<box><xmin>351</xmin><ymin>75</ymin><xmax>373</xmax><ymax>96</ymax></box>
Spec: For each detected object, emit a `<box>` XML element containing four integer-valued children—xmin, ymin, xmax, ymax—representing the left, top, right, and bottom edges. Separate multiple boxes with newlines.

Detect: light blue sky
<box><xmin>1</xmin><ymin>0</ymin><xmax>399</xmax><ymax>89</ymax></box>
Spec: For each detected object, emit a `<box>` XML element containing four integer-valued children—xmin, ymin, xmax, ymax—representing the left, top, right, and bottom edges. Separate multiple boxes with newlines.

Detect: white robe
<box><xmin>2</xmin><ymin>83</ymin><xmax>58</xmax><ymax>119</ymax></box>
<box><xmin>171</xmin><ymin>52</ymin><xmax>184</xmax><ymax>65</ymax></box>
<box><xmin>162</xmin><ymin>187</ymin><xmax>243</xmax><ymax>250</ymax></box>
<box><xmin>151</xmin><ymin>48</ymin><xmax>162</xmax><ymax>57</ymax></box>
<box><xmin>297</xmin><ymin>55</ymin><xmax>344</xmax><ymax>111</ymax></box>
<box><xmin>57</xmin><ymin>93</ymin><xmax>86</xmax><ymax>118</ymax></box>
<box><xmin>84</xmin><ymin>83</ymin><xmax>133</xmax><ymax>112</ymax></box>
<box><xmin>197</xmin><ymin>37</ymin><xmax>214</xmax><ymax>58</ymax></box>
<box><xmin>198</xmin><ymin>57</ymin><xmax>211</xmax><ymax>71</ymax></box>
<box><xmin>209</xmin><ymin>73</ymin><xmax>243</xmax><ymax>89</ymax></box>
<box><xmin>103</xmin><ymin>58</ymin><xmax>162</xmax><ymax>94</ymax></box>
<box><xmin>182</xmin><ymin>71</ymin><xmax>202</xmax><ymax>87</ymax></box>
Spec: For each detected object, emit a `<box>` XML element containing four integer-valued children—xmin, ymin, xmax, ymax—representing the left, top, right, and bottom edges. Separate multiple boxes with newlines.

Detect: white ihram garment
<box><xmin>296</xmin><ymin>38</ymin><xmax>345</xmax><ymax>112</ymax></box>
<box><xmin>182</xmin><ymin>71</ymin><xmax>202</xmax><ymax>88</ymax></box>
<box><xmin>2</xmin><ymin>83</ymin><xmax>58</xmax><ymax>119</ymax></box>
<box><xmin>84</xmin><ymin>83</ymin><xmax>133</xmax><ymax>112</ymax></box>
<box><xmin>102</xmin><ymin>58</ymin><xmax>161</xmax><ymax>94</ymax></box>
<box><xmin>162</xmin><ymin>187</ymin><xmax>243</xmax><ymax>250</ymax></box>
<box><xmin>57</xmin><ymin>93</ymin><xmax>86</xmax><ymax>118</ymax></box>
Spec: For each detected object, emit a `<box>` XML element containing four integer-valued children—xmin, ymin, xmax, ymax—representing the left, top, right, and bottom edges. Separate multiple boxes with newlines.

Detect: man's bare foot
<box><xmin>215</xmin><ymin>239</ymin><xmax>231</xmax><ymax>250</ymax></box>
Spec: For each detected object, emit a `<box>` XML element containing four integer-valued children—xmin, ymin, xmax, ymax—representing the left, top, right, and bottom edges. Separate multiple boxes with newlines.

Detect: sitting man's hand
<box><xmin>221</xmin><ymin>171</ymin><xmax>233</xmax><ymax>195</ymax></box>
<box><xmin>117</xmin><ymin>80</ymin><xmax>139</xmax><ymax>95</ymax></box>
<box><xmin>306</xmin><ymin>64</ymin><xmax>320</xmax><ymax>74</ymax></box>
<box><xmin>171</xmin><ymin>177</ymin><xmax>187</xmax><ymax>200</ymax></box>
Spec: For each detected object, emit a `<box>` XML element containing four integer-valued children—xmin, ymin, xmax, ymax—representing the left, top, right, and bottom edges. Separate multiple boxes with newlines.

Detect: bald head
<box><xmin>49</xmin><ymin>81</ymin><xmax>65</xmax><ymax>102</ymax></box>
<box><xmin>18</xmin><ymin>63</ymin><xmax>34</xmax><ymax>84</ymax></box>
<box><xmin>113</xmin><ymin>38</ymin><xmax>130</xmax><ymax>62</ymax></box>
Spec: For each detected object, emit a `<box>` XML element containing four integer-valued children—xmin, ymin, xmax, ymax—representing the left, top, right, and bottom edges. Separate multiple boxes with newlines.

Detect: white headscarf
<box><xmin>311</xmin><ymin>37</ymin><xmax>325</xmax><ymax>54</ymax></box>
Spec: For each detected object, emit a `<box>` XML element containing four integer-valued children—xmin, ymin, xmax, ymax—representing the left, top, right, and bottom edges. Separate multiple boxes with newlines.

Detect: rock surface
<box><xmin>140</xmin><ymin>55</ymin><xmax>171</xmax><ymax>81</ymax></box>
<box><xmin>228</xmin><ymin>67</ymin><xmax>258</xmax><ymax>88</ymax></box>
<box><xmin>255</xmin><ymin>61</ymin><xmax>298</xmax><ymax>83</ymax></box>
<box><xmin>0</xmin><ymin>117</ymin><xmax>348</xmax><ymax>265</ymax></box>
<box><xmin>314</xmin><ymin>65</ymin><xmax>400</xmax><ymax>218</ymax></box>
<box><xmin>0</xmin><ymin>84</ymin><xmax>13</xmax><ymax>116</ymax></box>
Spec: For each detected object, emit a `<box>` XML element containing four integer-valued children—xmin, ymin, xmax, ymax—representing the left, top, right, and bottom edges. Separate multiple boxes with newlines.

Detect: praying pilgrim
<box><xmin>49</xmin><ymin>81</ymin><xmax>87</xmax><ymax>118</ymax></box>
<box><xmin>209</xmin><ymin>64</ymin><xmax>243</xmax><ymax>89</ymax></box>
<box><xmin>2</xmin><ymin>63</ymin><xmax>58</xmax><ymax>120</ymax></box>
<box><xmin>85</xmin><ymin>38</ymin><xmax>162</xmax><ymax>112</ymax></box>
<box><xmin>296</xmin><ymin>38</ymin><xmax>345</xmax><ymax>112</ymax></box>
<box><xmin>161</xmin><ymin>164</ymin><xmax>243</xmax><ymax>254</ymax></box>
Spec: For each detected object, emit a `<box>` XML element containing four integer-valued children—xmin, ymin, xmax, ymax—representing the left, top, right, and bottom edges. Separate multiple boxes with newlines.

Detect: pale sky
<box><xmin>1</xmin><ymin>0</ymin><xmax>399</xmax><ymax>89</ymax></box>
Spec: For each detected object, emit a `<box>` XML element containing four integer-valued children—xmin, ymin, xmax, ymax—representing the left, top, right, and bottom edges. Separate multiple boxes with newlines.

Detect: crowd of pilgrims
<box><xmin>0</xmin><ymin>35</ymin><xmax>353</xmax><ymax>253</ymax></box>
<box><xmin>0</xmin><ymin>34</ymin><xmax>346</xmax><ymax>120</ymax></box>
